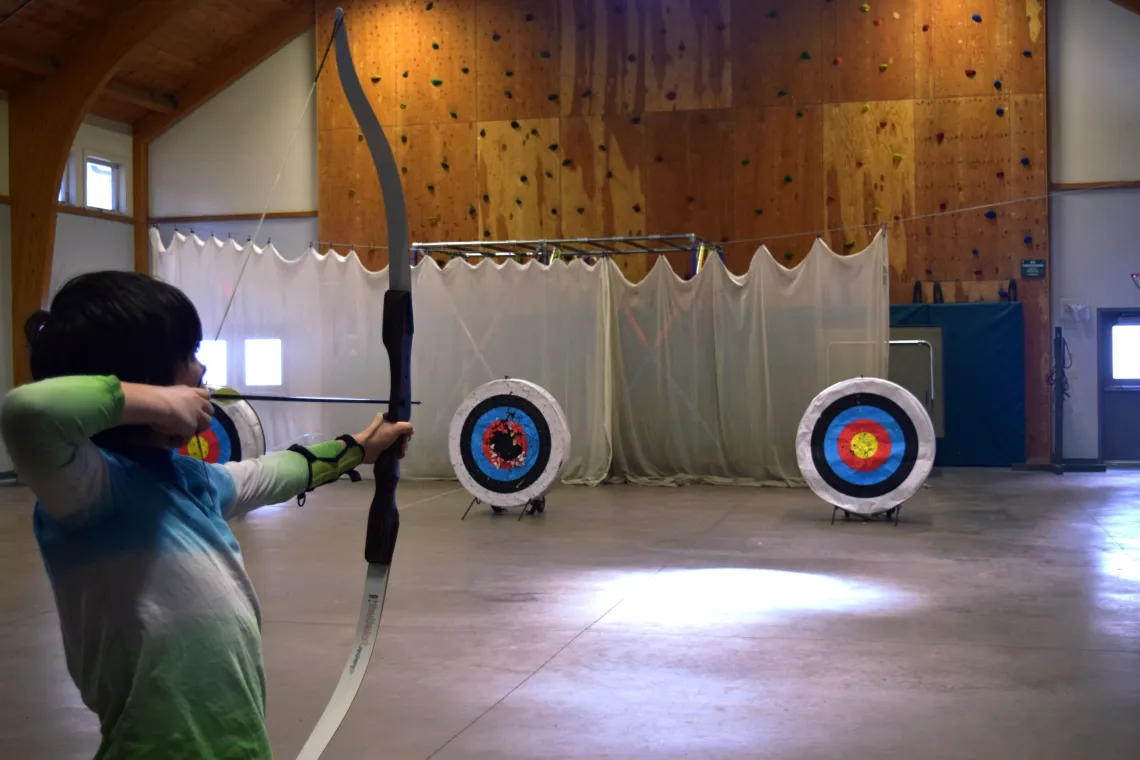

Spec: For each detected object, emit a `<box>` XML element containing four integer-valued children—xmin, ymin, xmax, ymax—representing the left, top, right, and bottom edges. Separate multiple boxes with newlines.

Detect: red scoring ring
<box><xmin>481</xmin><ymin>419</ymin><xmax>528</xmax><ymax>469</ymax></box>
<box><xmin>836</xmin><ymin>419</ymin><xmax>892</xmax><ymax>471</ymax></box>
<box><xmin>180</xmin><ymin>427</ymin><xmax>221</xmax><ymax>463</ymax></box>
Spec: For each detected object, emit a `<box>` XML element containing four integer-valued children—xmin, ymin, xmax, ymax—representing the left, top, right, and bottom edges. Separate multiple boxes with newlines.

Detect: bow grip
<box><xmin>365</xmin><ymin>288</ymin><xmax>414</xmax><ymax>565</ymax></box>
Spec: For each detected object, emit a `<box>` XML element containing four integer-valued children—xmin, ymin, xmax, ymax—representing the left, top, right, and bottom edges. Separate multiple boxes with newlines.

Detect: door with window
<box><xmin>1099</xmin><ymin>310</ymin><xmax>1140</xmax><ymax>463</ymax></box>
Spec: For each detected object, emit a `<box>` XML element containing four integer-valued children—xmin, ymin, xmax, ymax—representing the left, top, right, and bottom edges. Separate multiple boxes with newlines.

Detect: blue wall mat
<box><xmin>891</xmin><ymin>304</ymin><xmax>1026</xmax><ymax>467</ymax></box>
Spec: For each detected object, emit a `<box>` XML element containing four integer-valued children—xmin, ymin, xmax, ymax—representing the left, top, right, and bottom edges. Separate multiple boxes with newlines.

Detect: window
<box><xmin>244</xmin><ymin>339</ymin><xmax>282</xmax><ymax>386</ymax></box>
<box><xmin>197</xmin><ymin>340</ymin><xmax>228</xmax><ymax>388</ymax></box>
<box><xmin>58</xmin><ymin>156</ymin><xmax>73</xmax><ymax>204</ymax></box>
<box><xmin>85</xmin><ymin>157</ymin><xmax>119</xmax><ymax>211</ymax></box>
<box><xmin>1111</xmin><ymin>324</ymin><xmax>1140</xmax><ymax>381</ymax></box>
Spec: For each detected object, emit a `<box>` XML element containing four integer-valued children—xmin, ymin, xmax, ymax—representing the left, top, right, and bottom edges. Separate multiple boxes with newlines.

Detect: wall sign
<box><xmin>1021</xmin><ymin>259</ymin><xmax>1046</xmax><ymax>279</ymax></box>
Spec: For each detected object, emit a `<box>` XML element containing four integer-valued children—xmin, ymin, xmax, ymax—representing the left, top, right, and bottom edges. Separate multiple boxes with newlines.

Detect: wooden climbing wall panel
<box><xmin>477</xmin><ymin>118</ymin><xmax>563</xmax><ymax>241</ymax></box>
<box><xmin>822</xmin><ymin>100</ymin><xmax>916</xmax><ymax>280</ymax></box>
<box><xmin>475</xmin><ymin>0</ymin><xmax>561</xmax><ymax>122</ymax></box>
<box><xmin>732</xmin><ymin>0</ymin><xmax>823</xmax><ymax>109</ymax></box>
<box><xmin>316</xmin><ymin>0</ymin><xmax>1052</xmax><ymax>461</ymax></box>
<box><xmin>822</xmin><ymin>0</ymin><xmax>917</xmax><ymax>104</ymax></box>
<box><xmin>393</xmin><ymin>0</ymin><xmax>477</xmax><ymax>126</ymax></box>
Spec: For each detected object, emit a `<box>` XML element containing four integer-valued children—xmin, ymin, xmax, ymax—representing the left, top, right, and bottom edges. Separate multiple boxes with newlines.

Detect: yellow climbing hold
<box><xmin>860</xmin><ymin>3</ymin><xmax>870</xmax><ymax>12</ymax></box>
<box><xmin>879</xmin><ymin>62</ymin><xmax>889</xmax><ymax>72</ymax></box>
<box><xmin>861</xmin><ymin>103</ymin><xmax>871</xmax><ymax>113</ymax></box>
<box><xmin>873</xmin><ymin>206</ymin><xmax>882</xmax><ymax>216</ymax></box>
<box><xmin>892</xmin><ymin>152</ymin><xmax>903</xmax><ymax>166</ymax></box>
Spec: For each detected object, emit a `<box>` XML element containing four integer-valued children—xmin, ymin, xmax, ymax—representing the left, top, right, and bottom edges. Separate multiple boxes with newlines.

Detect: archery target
<box><xmin>796</xmin><ymin>377</ymin><xmax>935</xmax><ymax>515</ymax></box>
<box><xmin>179</xmin><ymin>388</ymin><xmax>266</xmax><ymax>465</ymax></box>
<box><xmin>449</xmin><ymin>378</ymin><xmax>570</xmax><ymax>507</ymax></box>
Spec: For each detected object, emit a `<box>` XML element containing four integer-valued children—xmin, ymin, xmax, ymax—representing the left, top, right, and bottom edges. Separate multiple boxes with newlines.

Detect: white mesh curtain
<box><xmin>152</xmin><ymin>229</ymin><xmax>888</xmax><ymax>486</ymax></box>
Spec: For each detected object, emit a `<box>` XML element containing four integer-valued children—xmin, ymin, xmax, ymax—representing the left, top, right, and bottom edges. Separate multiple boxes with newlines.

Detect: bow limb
<box><xmin>294</xmin><ymin>8</ymin><xmax>412</xmax><ymax>759</ymax></box>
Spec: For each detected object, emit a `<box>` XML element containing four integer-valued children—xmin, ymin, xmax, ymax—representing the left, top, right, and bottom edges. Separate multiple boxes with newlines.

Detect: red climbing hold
<box><xmin>939</xmin><ymin>202</ymin><xmax>948</xmax><ymax>211</ymax></box>
<box><xmin>833</xmin><ymin>57</ymin><xmax>843</xmax><ymax>65</ymax></box>
<box><xmin>666</xmin><ymin>91</ymin><xmax>677</xmax><ymax>101</ymax></box>
<box><xmin>936</xmin><ymin>132</ymin><xmax>945</xmax><ymax>144</ymax></box>
<box><xmin>965</xmin><ymin>69</ymin><xmax>977</xmax><ymax>78</ymax></box>
<box><xmin>874</xmin><ymin>18</ymin><xmax>883</xmax><ymax>26</ymax></box>
<box><xmin>922</xmin><ymin>23</ymin><xmax>930</xmax><ymax>31</ymax></box>
<box><xmin>997</xmin><ymin>171</ymin><xmax>1006</xmax><ymax>179</ymax></box>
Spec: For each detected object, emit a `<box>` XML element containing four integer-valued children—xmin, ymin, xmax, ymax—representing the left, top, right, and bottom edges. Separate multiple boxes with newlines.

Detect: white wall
<box><xmin>149</xmin><ymin>30</ymin><xmax>317</xmax><ymax>218</ymax></box>
<box><xmin>1049</xmin><ymin>0</ymin><xmax>1140</xmax><ymax>459</ymax></box>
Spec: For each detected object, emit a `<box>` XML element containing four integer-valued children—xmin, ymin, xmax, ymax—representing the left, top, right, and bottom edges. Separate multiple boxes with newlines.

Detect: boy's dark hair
<box><xmin>26</xmin><ymin>271</ymin><xmax>203</xmax><ymax>386</ymax></box>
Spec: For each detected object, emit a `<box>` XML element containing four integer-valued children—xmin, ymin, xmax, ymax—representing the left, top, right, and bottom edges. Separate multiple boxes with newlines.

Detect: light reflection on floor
<box><xmin>606</xmin><ymin>567</ymin><xmax>920</xmax><ymax>627</ymax></box>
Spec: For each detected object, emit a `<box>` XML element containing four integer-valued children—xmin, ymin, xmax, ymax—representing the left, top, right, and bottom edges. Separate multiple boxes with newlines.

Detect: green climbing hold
<box><xmin>520</xmin><ymin>175</ymin><xmax>529</xmax><ymax>183</ymax></box>
<box><xmin>468</xmin><ymin>204</ymin><xmax>476</xmax><ymax>214</ymax></box>
<box><xmin>449</xmin><ymin>111</ymin><xmax>457</xmax><ymax>119</ymax></box>
<box><xmin>400</xmin><ymin>102</ymin><xmax>407</xmax><ymax>109</ymax></box>
<box><xmin>801</xmin><ymin>51</ymin><xmax>812</xmax><ymax>60</ymax></box>
<box><xmin>577</xmin><ymin>207</ymin><xmax>585</xmax><ymax>214</ymax></box>
<box><xmin>562</xmin><ymin>159</ymin><xmax>573</xmax><ymax>166</ymax></box>
<box><xmin>549</xmin><ymin>144</ymin><xmax>559</xmax><ymax>151</ymax></box>
<box><xmin>483</xmin><ymin>194</ymin><xmax>489</xmax><ymax>201</ymax></box>
<box><xmin>548</xmin><ymin>93</ymin><xmax>559</xmax><ymax>101</ymax></box>
<box><xmin>432</xmin><ymin>41</ymin><xmax>439</xmax><ymax>50</ymax></box>
<box><xmin>742</xmin><ymin>159</ymin><xmax>750</xmax><ymax>166</ymax></box>
<box><xmin>400</xmin><ymin>134</ymin><xmax>407</xmax><ymax>143</ymax></box>
<box><xmin>506</xmin><ymin>70</ymin><xmax>514</xmax><ymax>77</ymax></box>
<box><xmin>545</xmin><ymin>171</ymin><xmax>554</xmax><ymax>179</ymax></box>
<box><xmin>510</xmin><ymin>121</ymin><xmax>519</xmax><ymax>129</ymax></box>
<box><xmin>461</xmin><ymin>66</ymin><xmax>469</xmax><ymax>74</ymax></box>
<box><xmin>754</xmin><ymin>209</ymin><xmax>764</xmax><ymax>215</ymax></box>
<box><xmin>425</xmin><ymin>1</ymin><xmax>433</xmax><ymax>9</ymax></box>
<box><xmin>796</xmin><ymin>109</ymin><xmax>804</xmax><ymax>118</ymax></box>
<box><xmin>357</xmin><ymin>133</ymin><xmax>364</xmax><ymax>142</ymax></box>
<box><xmin>531</xmin><ymin>128</ymin><xmax>538</xmax><ymax>135</ymax></box>
<box><xmin>427</xmin><ymin>184</ymin><xmax>435</xmax><ymax>192</ymax></box>
<box><xmin>370</xmin><ymin>75</ymin><xmax>381</xmax><ymax>83</ymax></box>
<box><xmin>768</xmin><ymin>9</ymin><xmax>777</xmax><ymax>18</ymax></box>
<box><xmin>492</xmin><ymin>32</ymin><xmax>501</xmax><ymax>41</ymax></box>
<box><xmin>784</xmin><ymin>174</ymin><xmax>793</xmax><ymax>183</ymax></box>
<box><xmin>844</xmin><ymin>241</ymin><xmax>855</xmax><ymax>249</ymax></box>
<box><xmin>551</xmin><ymin>208</ymin><xmax>558</xmax><ymax>215</ymax></box>
<box><xmin>441</xmin><ymin>161</ymin><xmax>450</xmax><ymax>171</ymax></box>
<box><xmin>784</xmin><ymin>252</ymin><xmax>794</xmax><ymax>261</ymax></box>
<box><xmin>777</xmin><ymin>89</ymin><xmax>787</xmax><ymax>97</ymax></box>
<box><xmin>540</xmin><ymin>50</ymin><xmax>552</xmax><ymax>58</ymax></box>
<box><xmin>402</xmin><ymin>71</ymin><xmax>409</xmax><ymax>78</ymax></box>
<box><xmin>431</xmin><ymin>78</ymin><xmax>443</xmax><ymax>86</ymax></box>
<box><xmin>515</xmin><ymin>198</ymin><xmax>523</xmax><ymax>206</ymax></box>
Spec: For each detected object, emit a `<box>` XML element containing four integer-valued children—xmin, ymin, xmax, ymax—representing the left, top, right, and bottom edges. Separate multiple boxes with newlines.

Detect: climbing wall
<box><xmin>315</xmin><ymin>0</ymin><xmax>1051</xmax><ymax>462</ymax></box>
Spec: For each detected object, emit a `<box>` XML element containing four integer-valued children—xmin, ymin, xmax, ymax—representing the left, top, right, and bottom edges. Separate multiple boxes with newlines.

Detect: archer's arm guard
<box><xmin>288</xmin><ymin>435</ymin><xmax>365</xmax><ymax>506</ymax></box>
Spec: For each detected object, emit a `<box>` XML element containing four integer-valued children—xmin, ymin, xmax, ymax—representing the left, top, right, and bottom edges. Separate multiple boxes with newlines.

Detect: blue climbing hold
<box><xmin>1024</xmin><ymin>236</ymin><xmax>1033</xmax><ymax>245</ymax></box>
<box><xmin>972</xmin><ymin>13</ymin><xmax>982</xmax><ymax>22</ymax></box>
<box><xmin>971</xmin><ymin>248</ymin><xmax>979</xmax><ymax>256</ymax></box>
<box><xmin>984</xmin><ymin>210</ymin><xmax>997</xmax><ymax>220</ymax></box>
<box><xmin>996</xmin><ymin>107</ymin><xmax>1006</xmax><ymax>116</ymax></box>
<box><xmin>1022</xmin><ymin>50</ymin><xmax>1032</xmax><ymax>58</ymax></box>
<box><xmin>994</xmin><ymin>80</ymin><xmax>1002</xmax><ymax>90</ymax></box>
<box><xmin>1021</xmin><ymin>157</ymin><xmax>1031</xmax><ymax>166</ymax></box>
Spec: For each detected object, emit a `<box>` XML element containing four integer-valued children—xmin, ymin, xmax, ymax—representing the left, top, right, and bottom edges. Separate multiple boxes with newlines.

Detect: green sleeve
<box><xmin>221</xmin><ymin>439</ymin><xmax>364</xmax><ymax>517</ymax></box>
<box><xmin>0</xmin><ymin>376</ymin><xmax>125</xmax><ymax>474</ymax></box>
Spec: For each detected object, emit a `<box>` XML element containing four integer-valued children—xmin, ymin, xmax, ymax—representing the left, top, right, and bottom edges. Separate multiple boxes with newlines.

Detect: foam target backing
<box><xmin>449</xmin><ymin>378</ymin><xmax>570</xmax><ymax>507</ymax></box>
<box><xmin>796</xmin><ymin>377</ymin><xmax>935</xmax><ymax>515</ymax></box>
<box><xmin>179</xmin><ymin>387</ymin><xmax>266</xmax><ymax>465</ymax></box>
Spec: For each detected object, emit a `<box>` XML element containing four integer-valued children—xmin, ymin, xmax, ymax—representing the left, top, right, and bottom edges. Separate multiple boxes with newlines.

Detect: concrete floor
<box><xmin>1</xmin><ymin>469</ymin><xmax>1139</xmax><ymax>759</ymax></box>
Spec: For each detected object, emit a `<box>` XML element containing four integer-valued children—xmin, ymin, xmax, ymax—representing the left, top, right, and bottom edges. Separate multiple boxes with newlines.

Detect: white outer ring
<box><xmin>449</xmin><ymin>378</ymin><xmax>570</xmax><ymax>507</ymax></box>
<box><xmin>796</xmin><ymin>377</ymin><xmax>935</xmax><ymax>515</ymax></box>
<box><xmin>209</xmin><ymin>388</ymin><xmax>267</xmax><ymax>461</ymax></box>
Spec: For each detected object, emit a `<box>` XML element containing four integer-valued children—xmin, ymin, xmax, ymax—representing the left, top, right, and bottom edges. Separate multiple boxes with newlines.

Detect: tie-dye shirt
<box><xmin>0</xmin><ymin>376</ymin><xmax>313</xmax><ymax>759</ymax></box>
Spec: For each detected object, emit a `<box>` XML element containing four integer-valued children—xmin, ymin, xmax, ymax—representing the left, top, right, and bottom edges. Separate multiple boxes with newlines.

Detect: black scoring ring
<box><xmin>459</xmin><ymin>394</ymin><xmax>551</xmax><ymax>496</ymax></box>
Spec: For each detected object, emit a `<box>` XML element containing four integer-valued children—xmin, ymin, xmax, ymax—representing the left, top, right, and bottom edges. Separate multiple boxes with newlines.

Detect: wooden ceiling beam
<box><xmin>0</xmin><ymin>46</ymin><xmax>175</xmax><ymax>114</ymax></box>
<box><xmin>1110</xmin><ymin>0</ymin><xmax>1140</xmax><ymax>14</ymax></box>
<box><xmin>7</xmin><ymin>0</ymin><xmax>203</xmax><ymax>386</ymax></box>
<box><xmin>134</xmin><ymin>2</ymin><xmax>313</xmax><ymax>143</ymax></box>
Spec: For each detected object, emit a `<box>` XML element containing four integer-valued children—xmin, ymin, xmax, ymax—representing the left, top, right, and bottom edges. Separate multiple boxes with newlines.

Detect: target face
<box><xmin>796</xmin><ymin>377</ymin><xmax>935</xmax><ymax>515</ymax></box>
<box><xmin>178</xmin><ymin>388</ymin><xmax>266</xmax><ymax>465</ymax></box>
<box><xmin>449</xmin><ymin>379</ymin><xmax>570</xmax><ymax>507</ymax></box>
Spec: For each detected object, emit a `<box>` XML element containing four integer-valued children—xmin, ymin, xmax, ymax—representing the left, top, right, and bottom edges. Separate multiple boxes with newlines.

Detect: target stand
<box><xmin>178</xmin><ymin>387</ymin><xmax>266</xmax><ymax>465</ymax></box>
<box><xmin>796</xmin><ymin>377</ymin><xmax>935</xmax><ymax>526</ymax></box>
<box><xmin>449</xmin><ymin>378</ymin><xmax>570</xmax><ymax>521</ymax></box>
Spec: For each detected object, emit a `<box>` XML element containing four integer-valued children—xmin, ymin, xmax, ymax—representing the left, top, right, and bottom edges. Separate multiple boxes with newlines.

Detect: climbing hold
<box><xmin>679</xmin><ymin>41</ymin><xmax>686</xmax><ymax>52</ymax></box>
<box><xmin>357</xmin><ymin>133</ymin><xmax>364</xmax><ymax>142</ymax></box>
<box><xmin>427</xmin><ymin>184</ymin><xmax>435</xmax><ymax>192</ymax></box>
<box><xmin>520</xmin><ymin>175</ymin><xmax>528</xmax><ymax>183</ymax></box>
<box><xmin>515</xmin><ymin>198</ymin><xmax>522</xmax><ymax>206</ymax></box>
<box><xmin>432</xmin><ymin>41</ymin><xmax>439</xmax><ymax>50</ymax></box>
<box><xmin>879</xmin><ymin>121</ymin><xmax>888</xmax><ymax>128</ymax></box>
<box><xmin>633</xmin><ymin>203</ymin><xmax>642</xmax><ymax>213</ymax></box>
<box><xmin>666</xmin><ymin>91</ymin><xmax>677</xmax><ymax>101</ymax></box>
<box><xmin>506</xmin><ymin>70</ymin><xmax>514</xmax><ymax>77</ymax></box>
<box><xmin>971</xmin><ymin>248</ymin><xmax>979</xmax><ymax>256</ymax></box>
<box><xmin>996</xmin><ymin>107</ymin><xmax>1005</xmax><ymax>116</ymax></box>
<box><xmin>924</xmin><ymin>268</ymin><xmax>933</xmax><ymax>275</ymax></box>
<box><xmin>1021</xmin><ymin>157</ymin><xmax>1031</xmax><ymax>166</ymax></box>
<box><xmin>483</xmin><ymin>194</ymin><xmax>489</xmax><ymax>202</ymax></box>
<box><xmin>874</xmin><ymin>18</ymin><xmax>883</xmax><ymax>27</ymax></box>
<box><xmin>504</xmin><ymin>90</ymin><xmax>513</xmax><ymax>99</ymax></box>
<box><xmin>577</xmin><ymin>207</ymin><xmax>585</xmax><ymax>214</ymax></box>
<box><xmin>655</xmin><ymin>154</ymin><xmax>664</xmax><ymax>163</ymax></box>
<box><xmin>531</xmin><ymin>128</ymin><xmax>538</xmax><ymax>135</ymax></box>
<box><xmin>1024</xmin><ymin>236</ymin><xmax>1033</xmax><ymax>245</ymax></box>
<box><xmin>833</xmin><ymin>57</ymin><xmax>843</xmax><ymax>65</ymax></box>
<box><xmin>431</xmin><ymin>78</ymin><xmax>443</xmax><ymax>87</ymax></box>
<box><xmin>777</xmin><ymin>89</ymin><xmax>788</xmax><ymax>97</ymax></box>
<box><xmin>859</xmin><ymin>3</ymin><xmax>870</xmax><ymax>12</ymax></box>
<box><xmin>541</xmin><ymin>50</ymin><xmax>552</xmax><ymax>58</ymax></box>
<box><xmin>606</xmin><ymin>170</ymin><xmax>613</xmax><ymax>178</ymax></box>
<box><xmin>984</xmin><ymin>210</ymin><xmax>997</xmax><ymax>220</ymax></box>
<box><xmin>754</xmin><ymin>208</ymin><xmax>764</xmax><ymax>215</ymax></box>
<box><xmin>997</xmin><ymin>171</ymin><xmax>1005</xmax><ymax>179</ymax></box>
<box><xmin>441</xmin><ymin>161</ymin><xmax>450</xmax><ymax>171</ymax></box>
<box><xmin>492</xmin><ymin>32</ymin><xmax>500</xmax><ymax>41</ymax></box>
<box><xmin>845</xmin><ymin>242</ymin><xmax>856</xmax><ymax>250</ymax></box>
<box><xmin>348</xmin><ymin>185</ymin><xmax>356</xmax><ymax>198</ymax></box>
<box><xmin>562</xmin><ymin>159</ymin><xmax>573</xmax><ymax>166</ymax></box>
<box><xmin>879</xmin><ymin>62</ymin><xmax>889</xmax><ymax>72</ymax></box>
<box><xmin>922</xmin><ymin>23</ymin><xmax>930</xmax><ymax>31</ymax></box>
<box><xmin>855</xmin><ymin>161</ymin><xmax>864</xmax><ymax>168</ymax></box>
<box><xmin>402</xmin><ymin>70</ymin><xmax>409</xmax><ymax>78</ymax></box>
<box><xmin>939</xmin><ymin>202</ymin><xmax>948</xmax><ymax>211</ymax></box>
<box><xmin>972</xmin><ymin>13</ymin><xmax>982</xmax><ymax>22</ymax></box>
<box><xmin>768</xmin><ymin>9</ymin><xmax>778</xmax><ymax>18</ymax></box>
<box><xmin>479</xmin><ymin>129</ymin><xmax>486</xmax><ymax>137</ymax></box>
<box><xmin>936</xmin><ymin>132</ymin><xmax>945</xmax><ymax>144</ymax></box>
<box><xmin>401</xmin><ymin>166</ymin><xmax>407</xmax><ymax>174</ymax></box>
<box><xmin>510</xmin><ymin>121</ymin><xmax>519</xmax><ymax>129</ymax></box>
<box><xmin>892</xmin><ymin>152</ymin><xmax>903</xmax><ymax>165</ymax></box>
<box><xmin>797</xmin><ymin>109</ymin><xmax>805</xmax><ymax>118</ymax></box>
<box><xmin>401</xmin><ymin>134</ymin><xmax>408</xmax><ymax>143</ymax></box>
<box><xmin>801</xmin><ymin>51</ymin><xmax>812</xmax><ymax>60</ymax></box>
<box><xmin>741</xmin><ymin>159</ymin><xmax>750</xmax><ymax>167</ymax></box>
<box><xmin>894</xmin><ymin>214</ymin><xmax>902</xmax><ymax>221</ymax></box>
<box><xmin>525</xmin><ymin>12</ymin><xmax>533</xmax><ymax>21</ymax></box>
<box><xmin>370</xmin><ymin>75</ymin><xmax>381</xmax><ymax>83</ymax></box>
<box><xmin>484</xmin><ymin>229</ymin><xmax>491</xmax><ymax>238</ymax></box>
<box><xmin>994</xmin><ymin>79</ymin><xmax>1003</xmax><ymax>90</ymax></box>
<box><xmin>974</xmin><ymin>269</ymin><xmax>984</xmax><ymax>276</ymax></box>
<box><xmin>548</xmin><ymin>93</ymin><xmax>559</xmax><ymax>101</ymax></box>
<box><xmin>468</xmin><ymin>205</ymin><xmax>476</xmax><ymax>215</ymax></box>
<box><xmin>965</xmin><ymin>69</ymin><xmax>976</xmax><ymax>78</ymax></box>
<box><xmin>449</xmin><ymin>111</ymin><xmax>457</xmax><ymax>120</ymax></box>
<box><xmin>784</xmin><ymin>174</ymin><xmax>793</xmax><ymax>183</ymax></box>
<box><xmin>461</xmin><ymin>66</ymin><xmax>469</xmax><ymax>74</ymax></box>
<box><xmin>551</xmin><ymin>208</ymin><xmax>558</xmax><ymax>215</ymax></box>
<box><xmin>784</xmin><ymin>252</ymin><xmax>795</xmax><ymax>261</ymax></box>
<box><xmin>598</xmin><ymin>144</ymin><xmax>607</xmax><ymax>152</ymax></box>
<box><xmin>861</xmin><ymin>103</ymin><xmax>871</xmax><ymax>113</ymax></box>
<box><xmin>873</xmin><ymin>206</ymin><xmax>882</xmax><ymax>216</ymax></box>
<box><xmin>400</xmin><ymin>103</ymin><xmax>407</xmax><ymax>109</ymax></box>
<box><xmin>549</xmin><ymin>144</ymin><xmax>559</xmax><ymax>151</ymax></box>
<box><xmin>425</xmin><ymin>0</ymin><xmax>433</xmax><ymax>8</ymax></box>
<box><xmin>582</xmin><ymin>88</ymin><xmax>594</xmax><ymax>97</ymax></box>
<box><xmin>893</xmin><ymin>11</ymin><xmax>900</xmax><ymax>19</ymax></box>
<box><xmin>1023</xmin><ymin>50</ymin><xmax>1032</xmax><ymax>58</ymax></box>
<box><xmin>631</xmin><ymin>116</ymin><xmax>641</xmax><ymax>124</ymax></box>
<box><xmin>628</xmin><ymin>53</ymin><xmax>637</xmax><ymax>63</ymax></box>
<box><xmin>545</xmin><ymin>171</ymin><xmax>554</xmax><ymax>179</ymax></box>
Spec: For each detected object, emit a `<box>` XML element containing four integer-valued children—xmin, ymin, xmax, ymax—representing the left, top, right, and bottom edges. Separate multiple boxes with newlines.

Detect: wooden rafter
<box><xmin>0</xmin><ymin>46</ymin><xmax>176</xmax><ymax>114</ymax></box>
<box><xmin>1110</xmin><ymin>0</ymin><xmax>1140</xmax><ymax>13</ymax></box>
<box><xmin>134</xmin><ymin>2</ymin><xmax>313</xmax><ymax>143</ymax></box>
<box><xmin>8</xmin><ymin>0</ymin><xmax>203</xmax><ymax>386</ymax></box>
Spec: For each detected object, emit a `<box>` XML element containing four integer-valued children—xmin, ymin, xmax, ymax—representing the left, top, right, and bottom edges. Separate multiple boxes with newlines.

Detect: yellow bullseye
<box><xmin>184</xmin><ymin>435</ymin><xmax>210</xmax><ymax>461</ymax></box>
<box><xmin>849</xmin><ymin>431</ymin><xmax>879</xmax><ymax>459</ymax></box>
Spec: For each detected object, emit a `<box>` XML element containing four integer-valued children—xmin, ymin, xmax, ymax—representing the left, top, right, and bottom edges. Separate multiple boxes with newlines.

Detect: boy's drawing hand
<box><xmin>353</xmin><ymin>414</ymin><xmax>414</xmax><ymax>464</ymax></box>
<box><xmin>122</xmin><ymin>383</ymin><xmax>214</xmax><ymax>448</ymax></box>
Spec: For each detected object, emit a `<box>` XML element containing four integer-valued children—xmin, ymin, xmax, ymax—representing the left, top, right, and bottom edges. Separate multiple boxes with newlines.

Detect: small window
<box><xmin>1111</xmin><ymin>324</ymin><xmax>1140</xmax><ymax>381</ymax></box>
<box><xmin>197</xmin><ymin>340</ymin><xmax>227</xmax><ymax>387</ymax></box>
<box><xmin>85</xmin><ymin>158</ymin><xmax>119</xmax><ymax>211</ymax></box>
<box><xmin>245</xmin><ymin>339</ymin><xmax>282</xmax><ymax>386</ymax></box>
<box><xmin>58</xmin><ymin>158</ymin><xmax>73</xmax><ymax>204</ymax></box>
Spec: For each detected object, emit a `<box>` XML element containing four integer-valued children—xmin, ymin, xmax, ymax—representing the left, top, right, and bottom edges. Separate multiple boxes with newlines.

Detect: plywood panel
<box><xmin>643</xmin><ymin>0</ymin><xmax>731</xmax><ymax>112</ymax></box>
<box><xmin>823</xmin><ymin>100</ymin><xmax>916</xmax><ymax>280</ymax></box>
<box><xmin>1021</xmin><ymin>277</ymin><xmax>1051</xmax><ymax>461</ymax></box>
<box><xmin>559</xmin><ymin>0</ymin><xmax>646</xmax><ymax>117</ymax></box>
<box><xmin>916</xmin><ymin>0</ymin><xmax>1009</xmax><ymax>99</ymax></box>
<box><xmin>318</xmin><ymin>127</ymin><xmax>387</xmax><ymax>269</ymax></box>
<box><xmin>822</xmin><ymin>0</ymin><xmax>916</xmax><ymax>104</ymax></box>
<box><xmin>475</xmin><ymin>0</ymin><xmax>561</xmax><ymax>122</ymax></box>
<box><xmin>645</xmin><ymin>109</ymin><xmax>734</xmax><ymax>274</ymax></box>
<box><xmin>394</xmin><ymin>0</ymin><xmax>478</xmax><ymax>126</ymax></box>
<box><xmin>399</xmin><ymin>121</ymin><xmax>480</xmax><ymax>243</ymax></box>
<box><xmin>914</xmin><ymin>95</ymin><xmax>1012</xmax><ymax>281</ymax></box>
<box><xmin>1009</xmin><ymin>94</ymin><xmax>1048</xmax><ymax>280</ymax></box>
<box><xmin>732</xmin><ymin>0</ymin><xmax>823</xmax><ymax>108</ymax></box>
<box><xmin>477</xmin><ymin>118</ymin><xmax>563</xmax><ymax>240</ymax></box>
<box><xmin>318</xmin><ymin>0</ymin><xmax>400</xmax><ymax>131</ymax></box>
<box><xmin>732</xmin><ymin>105</ymin><xmax>824</xmax><ymax>272</ymax></box>
<box><xmin>1006</xmin><ymin>0</ymin><xmax>1046</xmax><ymax>95</ymax></box>
<box><xmin>560</xmin><ymin>116</ymin><xmax>648</xmax><ymax>279</ymax></box>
